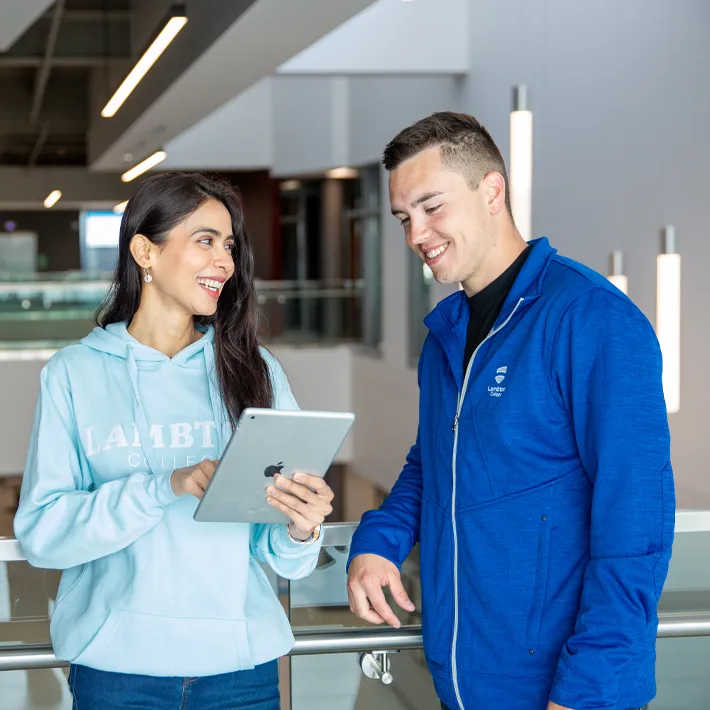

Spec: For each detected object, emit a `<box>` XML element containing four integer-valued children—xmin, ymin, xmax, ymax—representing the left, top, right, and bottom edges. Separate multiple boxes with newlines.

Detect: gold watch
<box><xmin>287</xmin><ymin>523</ymin><xmax>322</xmax><ymax>545</ymax></box>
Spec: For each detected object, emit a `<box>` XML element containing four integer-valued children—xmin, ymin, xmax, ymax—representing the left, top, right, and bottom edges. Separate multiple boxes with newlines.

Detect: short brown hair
<box><xmin>383</xmin><ymin>112</ymin><xmax>512</xmax><ymax>215</ymax></box>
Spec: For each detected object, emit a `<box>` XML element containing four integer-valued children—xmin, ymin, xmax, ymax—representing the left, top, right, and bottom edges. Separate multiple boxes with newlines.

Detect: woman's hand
<box><xmin>170</xmin><ymin>460</ymin><xmax>218</xmax><ymax>499</ymax></box>
<box><xmin>266</xmin><ymin>473</ymin><xmax>334</xmax><ymax>540</ymax></box>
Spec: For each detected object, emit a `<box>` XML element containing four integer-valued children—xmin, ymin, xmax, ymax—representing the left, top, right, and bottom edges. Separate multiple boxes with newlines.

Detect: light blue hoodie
<box><xmin>14</xmin><ymin>323</ymin><xmax>322</xmax><ymax>677</ymax></box>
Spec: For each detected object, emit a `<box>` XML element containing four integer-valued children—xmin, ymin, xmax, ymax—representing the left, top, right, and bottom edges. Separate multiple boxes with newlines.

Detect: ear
<box><xmin>481</xmin><ymin>172</ymin><xmax>507</xmax><ymax>216</ymax></box>
<box><xmin>129</xmin><ymin>234</ymin><xmax>154</xmax><ymax>269</ymax></box>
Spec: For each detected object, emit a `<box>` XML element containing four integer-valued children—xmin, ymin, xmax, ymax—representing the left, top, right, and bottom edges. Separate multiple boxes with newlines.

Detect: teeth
<box><xmin>425</xmin><ymin>244</ymin><xmax>448</xmax><ymax>259</ymax></box>
<box><xmin>198</xmin><ymin>278</ymin><xmax>222</xmax><ymax>291</ymax></box>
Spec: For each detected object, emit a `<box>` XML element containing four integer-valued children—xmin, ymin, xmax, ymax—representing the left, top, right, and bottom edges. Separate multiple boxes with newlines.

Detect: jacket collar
<box><xmin>423</xmin><ymin>237</ymin><xmax>557</xmax><ymax>389</ymax></box>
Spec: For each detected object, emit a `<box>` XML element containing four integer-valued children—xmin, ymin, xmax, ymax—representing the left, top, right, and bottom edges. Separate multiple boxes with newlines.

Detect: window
<box><xmin>80</xmin><ymin>211</ymin><xmax>122</xmax><ymax>273</ymax></box>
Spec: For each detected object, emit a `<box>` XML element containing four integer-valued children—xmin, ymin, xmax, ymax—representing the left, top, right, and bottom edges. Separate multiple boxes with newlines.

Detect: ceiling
<box><xmin>0</xmin><ymin>0</ymin><xmax>131</xmax><ymax>167</ymax></box>
<box><xmin>0</xmin><ymin>0</ymin><xmax>376</xmax><ymax>176</ymax></box>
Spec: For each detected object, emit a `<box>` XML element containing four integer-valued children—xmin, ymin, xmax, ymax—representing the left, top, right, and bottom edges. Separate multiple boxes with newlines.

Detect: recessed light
<box><xmin>43</xmin><ymin>190</ymin><xmax>62</xmax><ymax>208</ymax></box>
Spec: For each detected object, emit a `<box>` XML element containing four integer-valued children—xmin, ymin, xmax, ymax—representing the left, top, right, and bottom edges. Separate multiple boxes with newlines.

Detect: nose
<box><xmin>212</xmin><ymin>245</ymin><xmax>234</xmax><ymax>272</ymax></box>
<box><xmin>409</xmin><ymin>220</ymin><xmax>430</xmax><ymax>246</ymax></box>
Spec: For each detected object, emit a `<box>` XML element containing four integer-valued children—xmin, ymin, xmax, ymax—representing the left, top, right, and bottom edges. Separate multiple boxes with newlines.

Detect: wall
<box><xmin>0</xmin><ymin>211</ymin><xmax>81</xmax><ymax>272</ymax></box>
<box><xmin>462</xmin><ymin>0</ymin><xmax>710</xmax><ymax>507</ymax></box>
<box><xmin>163</xmin><ymin>79</ymin><xmax>273</xmax><ymax>171</ymax></box>
<box><xmin>278</xmin><ymin>0</ymin><xmax>469</xmax><ymax>75</ymax></box>
<box><xmin>165</xmin><ymin>74</ymin><xmax>463</xmax><ymax>177</ymax></box>
<box><xmin>0</xmin><ymin>358</ymin><xmax>44</xmax><ymax>476</ymax></box>
<box><xmin>348</xmin><ymin>76</ymin><xmax>465</xmax><ymax>166</ymax></box>
<box><xmin>271</xmin><ymin>345</ymin><xmax>354</xmax><ymax>463</ymax></box>
<box><xmin>0</xmin><ymin>0</ymin><xmax>54</xmax><ymax>51</ymax></box>
<box><xmin>271</xmin><ymin>77</ymin><xmax>343</xmax><ymax>176</ymax></box>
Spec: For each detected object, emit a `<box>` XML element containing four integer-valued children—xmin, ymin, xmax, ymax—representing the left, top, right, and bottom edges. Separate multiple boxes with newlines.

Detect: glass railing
<box><xmin>0</xmin><ymin>275</ymin><xmax>366</xmax><ymax>348</ymax></box>
<box><xmin>1</xmin><ymin>514</ymin><xmax>709</xmax><ymax>709</ymax></box>
<box><xmin>256</xmin><ymin>280</ymin><xmax>365</xmax><ymax>345</ymax></box>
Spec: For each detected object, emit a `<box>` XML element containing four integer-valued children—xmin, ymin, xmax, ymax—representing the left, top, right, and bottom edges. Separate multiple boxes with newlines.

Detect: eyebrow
<box><xmin>391</xmin><ymin>191</ymin><xmax>445</xmax><ymax>215</ymax></box>
<box><xmin>191</xmin><ymin>227</ymin><xmax>235</xmax><ymax>240</ymax></box>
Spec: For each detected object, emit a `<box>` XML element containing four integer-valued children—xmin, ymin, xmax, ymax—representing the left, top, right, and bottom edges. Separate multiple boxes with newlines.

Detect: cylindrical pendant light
<box><xmin>510</xmin><ymin>84</ymin><xmax>533</xmax><ymax>242</ymax></box>
<box><xmin>607</xmin><ymin>250</ymin><xmax>628</xmax><ymax>295</ymax></box>
<box><xmin>656</xmin><ymin>226</ymin><xmax>681</xmax><ymax>413</ymax></box>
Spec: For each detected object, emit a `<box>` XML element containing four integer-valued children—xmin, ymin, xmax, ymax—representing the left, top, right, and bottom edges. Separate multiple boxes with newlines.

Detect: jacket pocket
<box><xmin>525</xmin><ymin>521</ymin><xmax>551</xmax><ymax>648</ymax></box>
<box><xmin>420</xmin><ymin>498</ymin><xmax>454</xmax><ymax>675</ymax></box>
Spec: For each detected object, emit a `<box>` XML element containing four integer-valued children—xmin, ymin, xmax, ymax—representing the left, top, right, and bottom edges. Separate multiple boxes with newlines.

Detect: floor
<box><xmin>1</xmin><ymin>668</ymin><xmax>73</xmax><ymax>710</ymax></box>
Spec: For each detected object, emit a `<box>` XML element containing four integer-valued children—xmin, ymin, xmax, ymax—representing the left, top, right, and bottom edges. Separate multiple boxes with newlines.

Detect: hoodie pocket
<box><xmin>53</xmin><ymin>564</ymin><xmax>88</xmax><ymax>610</ymax></box>
<box><xmin>72</xmin><ymin>610</ymin><xmax>254</xmax><ymax>675</ymax></box>
<box><xmin>525</xmin><ymin>521</ymin><xmax>551</xmax><ymax>648</ymax></box>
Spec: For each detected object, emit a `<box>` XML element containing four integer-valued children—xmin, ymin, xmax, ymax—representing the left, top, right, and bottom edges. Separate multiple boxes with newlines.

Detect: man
<box><xmin>347</xmin><ymin>112</ymin><xmax>674</xmax><ymax>710</ymax></box>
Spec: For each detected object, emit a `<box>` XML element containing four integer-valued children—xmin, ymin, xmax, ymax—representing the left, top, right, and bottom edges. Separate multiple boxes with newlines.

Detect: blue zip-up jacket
<box><xmin>349</xmin><ymin>238</ymin><xmax>675</xmax><ymax>710</ymax></box>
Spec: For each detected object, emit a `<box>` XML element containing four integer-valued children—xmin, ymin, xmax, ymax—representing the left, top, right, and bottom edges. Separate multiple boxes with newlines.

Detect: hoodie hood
<box><xmin>81</xmin><ymin>323</ymin><xmax>225</xmax><ymax>477</ymax></box>
<box><xmin>81</xmin><ymin>322</ymin><xmax>215</xmax><ymax>365</ymax></box>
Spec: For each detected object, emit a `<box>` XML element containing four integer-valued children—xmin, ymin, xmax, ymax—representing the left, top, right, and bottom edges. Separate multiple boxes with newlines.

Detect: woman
<box><xmin>14</xmin><ymin>173</ymin><xmax>334</xmax><ymax>709</ymax></box>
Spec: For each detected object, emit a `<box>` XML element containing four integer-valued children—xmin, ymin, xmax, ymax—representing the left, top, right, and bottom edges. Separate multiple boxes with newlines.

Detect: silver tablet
<box><xmin>193</xmin><ymin>408</ymin><xmax>355</xmax><ymax>524</ymax></box>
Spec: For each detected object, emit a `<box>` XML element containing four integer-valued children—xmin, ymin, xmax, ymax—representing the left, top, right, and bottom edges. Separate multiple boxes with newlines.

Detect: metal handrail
<box><xmin>0</xmin><ymin>627</ymin><xmax>425</xmax><ymax>672</ymax></box>
<box><xmin>2</xmin><ymin>614</ymin><xmax>710</xmax><ymax>672</ymax></box>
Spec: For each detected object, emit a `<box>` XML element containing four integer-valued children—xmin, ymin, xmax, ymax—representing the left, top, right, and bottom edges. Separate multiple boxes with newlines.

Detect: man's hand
<box><xmin>347</xmin><ymin>553</ymin><xmax>415</xmax><ymax>629</ymax></box>
<box><xmin>547</xmin><ymin>702</ymin><xmax>573</xmax><ymax>710</ymax></box>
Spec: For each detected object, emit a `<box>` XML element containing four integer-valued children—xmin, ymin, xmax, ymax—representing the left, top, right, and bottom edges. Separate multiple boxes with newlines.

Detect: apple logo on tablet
<box><xmin>264</xmin><ymin>462</ymin><xmax>284</xmax><ymax>478</ymax></box>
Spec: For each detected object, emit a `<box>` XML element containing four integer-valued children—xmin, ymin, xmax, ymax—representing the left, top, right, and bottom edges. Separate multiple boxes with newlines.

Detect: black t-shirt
<box><xmin>463</xmin><ymin>245</ymin><xmax>532</xmax><ymax>374</ymax></box>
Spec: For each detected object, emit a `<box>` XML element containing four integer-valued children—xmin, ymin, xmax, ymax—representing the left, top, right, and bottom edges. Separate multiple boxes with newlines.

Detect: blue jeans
<box><xmin>68</xmin><ymin>661</ymin><xmax>280</xmax><ymax>709</ymax></box>
<box><xmin>442</xmin><ymin>706</ymin><xmax>648</xmax><ymax>710</ymax></box>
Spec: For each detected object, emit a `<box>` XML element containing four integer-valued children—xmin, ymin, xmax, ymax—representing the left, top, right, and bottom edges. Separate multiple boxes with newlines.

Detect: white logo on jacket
<box><xmin>489</xmin><ymin>366</ymin><xmax>508</xmax><ymax>397</ymax></box>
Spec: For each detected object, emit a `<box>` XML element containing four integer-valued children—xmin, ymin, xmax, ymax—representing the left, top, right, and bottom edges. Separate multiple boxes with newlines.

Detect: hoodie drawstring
<box><xmin>125</xmin><ymin>339</ymin><xmax>228</xmax><ymax>477</ymax></box>
<box><xmin>126</xmin><ymin>345</ymin><xmax>165</xmax><ymax>476</ymax></box>
<box><xmin>204</xmin><ymin>339</ymin><xmax>229</xmax><ymax>454</ymax></box>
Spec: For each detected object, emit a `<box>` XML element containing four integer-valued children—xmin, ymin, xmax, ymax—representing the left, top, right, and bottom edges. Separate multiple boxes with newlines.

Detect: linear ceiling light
<box><xmin>657</xmin><ymin>226</ymin><xmax>681</xmax><ymax>414</ymax></box>
<box><xmin>510</xmin><ymin>84</ymin><xmax>533</xmax><ymax>242</ymax></box>
<box><xmin>113</xmin><ymin>200</ymin><xmax>129</xmax><ymax>214</ymax></box>
<box><xmin>121</xmin><ymin>151</ymin><xmax>167</xmax><ymax>183</ymax></box>
<box><xmin>607</xmin><ymin>250</ymin><xmax>628</xmax><ymax>295</ymax></box>
<box><xmin>43</xmin><ymin>190</ymin><xmax>62</xmax><ymax>208</ymax></box>
<box><xmin>101</xmin><ymin>9</ymin><xmax>188</xmax><ymax>118</ymax></box>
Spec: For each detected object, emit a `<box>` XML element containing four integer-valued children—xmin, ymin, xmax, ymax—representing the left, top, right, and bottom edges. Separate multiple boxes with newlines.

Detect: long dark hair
<box><xmin>97</xmin><ymin>172</ymin><xmax>273</xmax><ymax>425</ymax></box>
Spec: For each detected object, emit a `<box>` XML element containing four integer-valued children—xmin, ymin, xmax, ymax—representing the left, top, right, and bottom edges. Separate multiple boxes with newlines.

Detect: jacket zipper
<box><xmin>450</xmin><ymin>297</ymin><xmax>524</xmax><ymax>710</ymax></box>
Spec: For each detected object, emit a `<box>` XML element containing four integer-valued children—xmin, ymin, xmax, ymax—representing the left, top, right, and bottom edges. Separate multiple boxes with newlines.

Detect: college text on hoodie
<box><xmin>348</xmin><ymin>238</ymin><xmax>675</xmax><ymax>710</ymax></box>
<box><xmin>14</xmin><ymin>324</ymin><xmax>322</xmax><ymax>677</ymax></box>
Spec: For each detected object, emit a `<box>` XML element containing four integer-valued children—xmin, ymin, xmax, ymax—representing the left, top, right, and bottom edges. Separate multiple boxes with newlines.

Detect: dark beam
<box><xmin>53</xmin><ymin>10</ymin><xmax>131</xmax><ymax>22</ymax></box>
<box><xmin>28</xmin><ymin>123</ymin><xmax>51</xmax><ymax>167</ymax></box>
<box><xmin>30</xmin><ymin>0</ymin><xmax>66</xmax><ymax>124</ymax></box>
<box><xmin>0</xmin><ymin>56</ymin><xmax>127</xmax><ymax>68</ymax></box>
